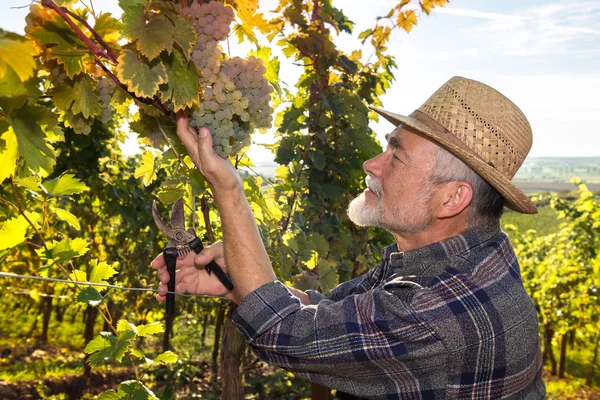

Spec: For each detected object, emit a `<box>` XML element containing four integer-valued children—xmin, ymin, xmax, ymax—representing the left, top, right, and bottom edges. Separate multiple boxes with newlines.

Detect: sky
<box><xmin>2</xmin><ymin>0</ymin><xmax>599</xmax><ymax>165</ymax></box>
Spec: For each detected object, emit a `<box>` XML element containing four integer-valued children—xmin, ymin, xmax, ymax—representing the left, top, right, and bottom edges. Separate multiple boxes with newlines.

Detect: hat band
<box><xmin>408</xmin><ymin>110</ymin><xmax>495</xmax><ymax>169</ymax></box>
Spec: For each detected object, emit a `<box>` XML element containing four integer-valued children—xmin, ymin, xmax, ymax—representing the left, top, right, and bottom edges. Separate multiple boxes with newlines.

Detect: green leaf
<box><xmin>154</xmin><ymin>350</ymin><xmax>178</xmax><ymax>365</ymax></box>
<box><xmin>0</xmin><ymin>212</ymin><xmax>40</xmax><ymax>251</ymax></box>
<box><xmin>40</xmin><ymin>237</ymin><xmax>90</xmax><ymax>262</ymax></box>
<box><xmin>159</xmin><ymin>50</ymin><xmax>199</xmax><ymax>111</ymax></box>
<box><xmin>52</xmin><ymin>78</ymin><xmax>102</xmax><ymax>119</ymax></box>
<box><xmin>43</xmin><ymin>173</ymin><xmax>89</xmax><ymax>196</ymax></box>
<box><xmin>136</xmin><ymin>322</ymin><xmax>164</xmax><ymax>337</ymax></box>
<box><xmin>134</xmin><ymin>150</ymin><xmax>159</xmax><ymax>186</ymax></box>
<box><xmin>0</xmin><ymin>29</ymin><xmax>38</xmax><ymax>81</ymax></box>
<box><xmin>69</xmin><ymin>269</ymin><xmax>87</xmax><ymax>282</ymax></box>
<box><xmin>98</xmin><ymin>390</ymin><xmax>121</xmax><ymax>400</ymax></box>
<box><xmin>93</xmin><ymin>13</ymin><xmax>122</xmax><ymax>45</ymax></box>
<box><xmin>27</xmin><ymin>8</ymin><xmax>91</xmax><ymax>78</ymax></box>
<box><xmin>318</xmin><ymin>259</ymin><xmax>338</xmax><ymax>293</ymax></box>
<box><xmin>84</xmin><ymin>331</ymin><xmax>115</xmax><ymax>354</ymax></box>
<box><xmin>117</xmin><ymin>319</ymin><xmax>136</xmax><ymax>332</ymax></box>
<box><xmin>123</xmin><ymin>4</ymin><xmax>174</xmax><ymax>61</ymax></box>
<box><xmin>248</xmin><ymin>46</ymin><xmax>282</xmax><ymax>96</ymax></box>
<box><xmin>116</xmin><ymin>50</ymin><xmax>167</xmax><ymax>98</ymax></box>
<box><xmin>89</xmin><ymin>259</ymin><xmax>118</xmax><ymax>290</ymax></box>
<box><xmin>0</xmin><ymin>128</ymin><xmax>18</xmax><ymax>184</ymax></box>
<box><xmin>310</xmin><ymin>150</ymin><xmax>326</xmax><ymax>171</ymax></box>
<box><xmin>76</xmin><ymin>287</ymin><xmax>104</xmax><ymax>306</ymax></box>
<box><xmin>113</xmin><ymin>380</ymin><xmax>158</xmax><ymax>400</ymax></box>
<box><xmin>52</xmin><ymin>207</ymin><xmax>81</xmax><ymax>230</ymax></box>
<box><xmin>172</xmin><ymin>16</ymin><xmax>197</xmax><ymax>57</ymax></box>
<box><xmin>322</xmin><ymin>183</ymin><xmax>342</xmax><ymax>200</ymax></box>
<box><xmin>8</xmin><ymin>104</ymin><xmax>56</xmax><ymax>176</ymax></box>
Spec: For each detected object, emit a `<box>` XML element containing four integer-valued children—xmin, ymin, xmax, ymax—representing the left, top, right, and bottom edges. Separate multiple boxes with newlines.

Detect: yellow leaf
<box><xmin>0</xmin><ymin>128</ymin><xmax>19</xmax><ymax>184</ymax></box>
<box><xmin>134</xmin><ymin>150</ymin><xmax>159</xmax><ymax>186</ymax></box>
<box><xmin>397</xmin><ymin>10</ymin><xmax>418</xmax><ymax>33</ymax></box>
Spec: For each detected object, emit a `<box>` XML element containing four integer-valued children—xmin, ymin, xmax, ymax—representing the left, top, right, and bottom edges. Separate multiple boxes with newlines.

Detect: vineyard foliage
<box><xmin>3</xmin><ymin>0</ymin><xmax>597</xmax><ymax>398</ymax></box>
<box><xmin>0</xmin><ymin>0</ymin><xmax>451</xmax><ymax>397</ymax></box>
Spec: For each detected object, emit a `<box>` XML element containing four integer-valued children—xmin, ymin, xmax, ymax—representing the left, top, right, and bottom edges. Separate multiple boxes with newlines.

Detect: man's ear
<box><xmin>436</xmin><ymin>182</ymin><xmax>473</xmax><ymax>219</ymax></box>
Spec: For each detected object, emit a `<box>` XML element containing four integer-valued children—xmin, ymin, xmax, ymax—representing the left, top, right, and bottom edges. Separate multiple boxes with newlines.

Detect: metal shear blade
<box><xmin>152</xmin><ymin>198</ymin><xmax>196</xmax><ymax>247</ymax></box>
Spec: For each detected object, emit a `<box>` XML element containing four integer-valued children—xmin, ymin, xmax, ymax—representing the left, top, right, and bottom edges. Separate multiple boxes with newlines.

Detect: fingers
<box><xmin>176</xmin><ymin>112</ymin><xmax>200</xmax><ymax>159</ymax></box>
<box><xmin>194</xmin><ymin>242</ymin><xmax>225</xmax><ymax>268</ymax></box>
<box><xmin>150</xmin><ymin>253</ymin><xmax>165</xmax><ymax>269</ymax></box>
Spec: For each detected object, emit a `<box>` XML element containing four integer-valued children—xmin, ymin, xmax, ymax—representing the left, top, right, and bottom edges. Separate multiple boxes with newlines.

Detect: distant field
<box><xmin>501</xmin><ymin>205</ymin><xmax>561</xmax><ymax>236</ymax></box>
<box><xmin>515</xmin><ymin>182</ymin><xmax>600</xmax><ymax>194</ymax></box>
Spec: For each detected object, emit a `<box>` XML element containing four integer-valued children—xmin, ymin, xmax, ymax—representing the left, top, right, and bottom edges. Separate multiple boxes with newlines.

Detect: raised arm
<box><xmin>174</xmin><ymin>114</ymin><xmax>276</xmax><ymax>304</ymax></box>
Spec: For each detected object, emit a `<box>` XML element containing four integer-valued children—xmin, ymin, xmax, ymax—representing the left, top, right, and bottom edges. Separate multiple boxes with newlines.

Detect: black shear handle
<box><xmin>163</xmin><ymin>247</ymin><xmax>179</xmax><ymax>316</ymax></box>
<box><xmin>188</xmin><ymin>237</ymin><xmax>234</xmax><ymax>291</ymax></box>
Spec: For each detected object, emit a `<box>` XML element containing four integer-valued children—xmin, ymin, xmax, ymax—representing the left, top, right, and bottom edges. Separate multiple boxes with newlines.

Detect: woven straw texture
<box><xmin>370</xmin><ymin>76</ymin><xmax>537</xmax><ymax>214</ymax></box>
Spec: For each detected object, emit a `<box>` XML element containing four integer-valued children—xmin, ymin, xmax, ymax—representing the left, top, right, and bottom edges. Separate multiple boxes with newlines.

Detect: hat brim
<box><xmin>370</xmin><ymin>106</ymin><xmax>537</xmax><ymax>214</ymax></box>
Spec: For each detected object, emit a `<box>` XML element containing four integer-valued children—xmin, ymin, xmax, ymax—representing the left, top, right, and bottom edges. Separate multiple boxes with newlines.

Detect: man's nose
<box><xmin>363</xmin><ymin>152</ymin><xmax>385</xmax><ymax>178</ymax></box>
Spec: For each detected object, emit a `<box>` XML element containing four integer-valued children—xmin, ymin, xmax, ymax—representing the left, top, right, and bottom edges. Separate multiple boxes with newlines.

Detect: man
<box><xmin>152</xmin><ymin>77</ymin><xmax>546</xmax><ymax>399</ymax></box>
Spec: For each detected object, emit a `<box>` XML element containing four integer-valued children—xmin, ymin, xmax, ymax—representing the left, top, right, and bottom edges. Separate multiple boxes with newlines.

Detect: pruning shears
<box><xmin>152</xmin><ymin>198</ymin><xmax>234</xmax><ymax>316</ymax></box>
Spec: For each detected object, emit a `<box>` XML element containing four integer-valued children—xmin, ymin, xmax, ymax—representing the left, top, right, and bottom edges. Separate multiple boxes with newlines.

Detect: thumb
<box><xmin>195</xmin><ymin>127</ymin><xmax>216</xmax><ymax>160</ymax></box>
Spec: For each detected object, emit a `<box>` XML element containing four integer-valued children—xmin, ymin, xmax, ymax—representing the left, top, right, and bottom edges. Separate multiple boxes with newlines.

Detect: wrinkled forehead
<box><xmin>385</xmin><ymin>124</ymin><xmax>440</xmax><ymax>151</ymax></box>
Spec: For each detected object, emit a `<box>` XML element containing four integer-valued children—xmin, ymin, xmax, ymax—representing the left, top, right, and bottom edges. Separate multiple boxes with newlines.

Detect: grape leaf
<box><xmin>318</xmin><ymin>259</ymin><xmax>338</xmax><ymax>293</ymax></box>
<box><xmin>114</xmin><ymin>381</ymin><xmax>159</xmax><ymax>400</ymax></box>
<box><xmin>322</xmin><ymin>183</ymin><xmax>342</xmax><ymax>200</ymax></box>
<box><xmin>134</xmin><ymin>150</ymin><xmax>159</xmax><ymax>186</ymax></box>
<box><xmin>27</xmin><ymin>10</ymin><xmax>91</xmax><ymax>78</ymax></box>
<box><xmin>52</xmin><ymin>207</ymin><xmax>81</xmax><ymax>230</ymax></box>
<box><xmin>397</xmin><ymin>10</ymin><xmax>417</xmax><ymax>33</ymax></box>
<box><xmin>159</xmin><ymin>50</ymin><xmax>199</xmax><ymax>111</ymax></box>
<box><xmin>93</xmin><ymin>13</ymin><xmax>122</xmax><ymax>45</ymax></box>
<box><xmin>136</xmin><ymin>322</ymin><xmax>164</xmax><ymax>337</ymax></box>
<box><xmin>52</xmin><ymin>78</ymin><xmax>102</xmax><ymax>119</ymax></box>
<box><xmin>39</xmin><ymin>237</ymin><xmax>90</xmax><ymax>262</ymax></box>
<box><xmin>69</xmin><ymin>269</ymin><xmax>87</xmax><ymax>282</ymax></box>
<box><xmin>43</xmin><ymin>173</ymin><xmax>89</xmax><ymax>196</ymax></box>
<box><xmin>0</xmin><ymin>29</ymin><xmax>38</xmax><ymax>82</ymax></box>
<box><xmin>172</xmin><ymin>17</ymin><xmax>197</xmax><ymax>57</ymax></box>
<box><xmin>116</xmin><ymin>50</ymin><xmax>166</xmax><ymax>98</ymax></box>
<box><xmin>98</xmin><ymin>391</ymin><xmax>121</xmax><ymax>400</ymax></box>
<box><xmin>0</xmin><ymin>128</ymin><xmax>18</xmax><ymax>184</ymax></box>
<box><xmin>248</xmin><ymin>46</ymin><xmax>282</xmax><ymax>96</ymax></box>
<box><xmin>77</xmin><ymin>287</ymin><xmax>104</xmax><ymax>306</ymax></box>
<box><xmin>117</xmin><ymin>319</ymin><xmax>136</xmax><ymax>332</ymax></box>
<box><xmin>84</xmin><ymin>332</ymin><xmax>115</xmax><ymax>354</ymax></box>
<box><xmin>0</xmin><ymin>212</ymin><xmax>41</xmax><ymax>251</ymax></box>
<box><xmin>122</xmin><ymin>4</ymin><xmax>174</xmax><ymax>61</ymax></box>
<box><xmin>8</xmin><ymin>104</ymin><xmax>56</xmax><ymax>176</ymax></box>
<box><xmin>89</xmin><ymin>259</ymin><xmax>118</xmax><ymax>290</ymax></box>
<box><xmin>154</xmin><ymin>350</ymin><xmax>178</xmax><ymax>365</ymax></box>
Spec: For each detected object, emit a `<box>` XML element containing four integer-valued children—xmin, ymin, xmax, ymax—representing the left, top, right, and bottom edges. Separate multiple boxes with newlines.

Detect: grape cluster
<box><xmin>184</xmin><ymin>1</ymin><xmax>234</xmax><ymax>85</ymax></box>
<box><xmin>182</xmin><ymin>2</ymin><xmax>274</xmax><ymax>157</ymax></box>
<box><xmin>24</xmin><ymin>4</ymin><xmax>45</xmax><ymax>34</ymax></box>
<box><xmin>97</xmin><ymin>78</ymin><xmax>116</xmax><ymax>123</ymax></box>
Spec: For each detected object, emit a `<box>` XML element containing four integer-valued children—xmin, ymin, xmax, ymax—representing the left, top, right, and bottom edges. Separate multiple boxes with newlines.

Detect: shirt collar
<box><xmin>381</xmin><ymin>222</ymin><xmax>501</xmax><ymax>275</ymax></box>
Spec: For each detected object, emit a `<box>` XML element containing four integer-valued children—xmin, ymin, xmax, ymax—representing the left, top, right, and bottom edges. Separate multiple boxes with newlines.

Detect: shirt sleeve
<box><xmin>305</xmin><ymin>260</ymin><xmax>387</xmax><ymax>304</ymax></box>
<box><xmin>231</xmin><ymin>280</ymin><xmax>447</xmax><ymax>396</ymax></box>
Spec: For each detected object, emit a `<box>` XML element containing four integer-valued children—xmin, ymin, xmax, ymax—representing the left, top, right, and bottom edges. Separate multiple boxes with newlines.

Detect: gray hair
<box><xmin>427</xmin><ymin>145</ymin><xmax>504</xmax><ymax>227</ymax></box>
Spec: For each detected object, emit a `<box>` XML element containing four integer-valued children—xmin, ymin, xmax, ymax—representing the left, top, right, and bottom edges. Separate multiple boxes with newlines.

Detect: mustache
<box><xmin>365</xmin><ymin>176</ymin><xmax>382</xmax><ymax>197</ymax></box>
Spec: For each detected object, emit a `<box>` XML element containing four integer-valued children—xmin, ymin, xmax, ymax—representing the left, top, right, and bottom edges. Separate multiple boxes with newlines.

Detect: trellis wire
<box><xmin>0</xmin><ymin>271</ymin><xmax>215</xmax><ymax>298</ymax></box>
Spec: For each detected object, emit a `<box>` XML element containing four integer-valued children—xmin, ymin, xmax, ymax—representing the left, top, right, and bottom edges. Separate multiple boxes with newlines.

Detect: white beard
<box><xmin>347</xmin><ymin>176</ymin><xmax>434</xmax><ymax>233</ymax></box>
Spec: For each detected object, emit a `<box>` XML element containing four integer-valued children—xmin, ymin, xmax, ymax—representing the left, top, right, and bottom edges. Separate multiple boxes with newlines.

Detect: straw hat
<box><xmin>370</xmin><ymin>76</ymin><xmax>537</xmax><ymax>214</ymax></box>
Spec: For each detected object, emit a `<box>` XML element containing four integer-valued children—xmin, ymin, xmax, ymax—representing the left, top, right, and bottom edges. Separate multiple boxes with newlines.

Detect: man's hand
<box><xmin>176</xmin><ymin>112</ymin><xmax>242</xmax><ymax>194</ymax></box>
<box><xmin>151</xmin><ymin>242</ymin><xmax>232</xmax><ymax>301</ymax></box>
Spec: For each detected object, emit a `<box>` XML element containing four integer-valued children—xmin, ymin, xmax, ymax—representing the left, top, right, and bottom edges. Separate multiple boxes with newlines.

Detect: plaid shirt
<box><xmin>232</xmin><ymin>223</ymin><xmax>546</xmax><ymax>399</ymax></box>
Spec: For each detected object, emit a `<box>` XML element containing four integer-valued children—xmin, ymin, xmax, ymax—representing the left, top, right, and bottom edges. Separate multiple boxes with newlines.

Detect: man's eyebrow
<box><xmin>385</xmin><ymin>132</ymin><xmax>403</xmax><ymax>151</ymax></box>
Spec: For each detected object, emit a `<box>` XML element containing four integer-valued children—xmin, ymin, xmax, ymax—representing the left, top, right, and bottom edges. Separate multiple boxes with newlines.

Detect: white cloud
<box><xmin>436</xmin><ymin>1</ymin><xmax>600</xmax><ymax>57</ymax></box>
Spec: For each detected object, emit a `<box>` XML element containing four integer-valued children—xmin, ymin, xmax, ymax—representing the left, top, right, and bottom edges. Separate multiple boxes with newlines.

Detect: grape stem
<box><xmin>40</xmin><ymin>0</ymin><xmax>115</xmax><ymax>63</ymax></box>
<box><xmin>62</xmin><ymin>7</ymin><xmax>119</xmax><ymax>63</ymax></box>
